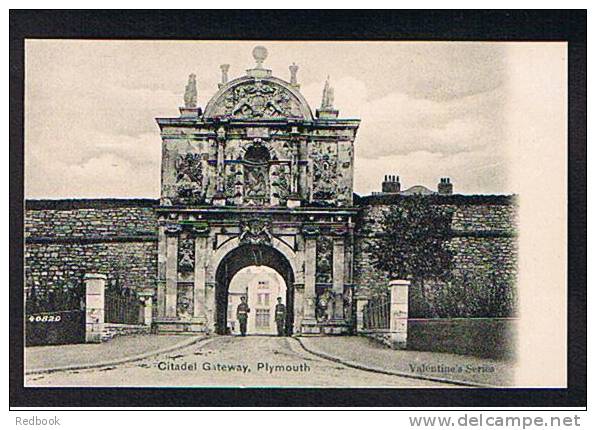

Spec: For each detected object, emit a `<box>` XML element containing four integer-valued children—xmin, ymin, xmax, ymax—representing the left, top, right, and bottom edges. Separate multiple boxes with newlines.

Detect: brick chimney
<box><xmin>438</xmin><ymin>177</ymin><xmax>453</xmax><ymax>195</ymax></box>
<box><xmin>382</xmin><ymin>175</ymin><xmax>401</xmax><ymax>194</ymax></box>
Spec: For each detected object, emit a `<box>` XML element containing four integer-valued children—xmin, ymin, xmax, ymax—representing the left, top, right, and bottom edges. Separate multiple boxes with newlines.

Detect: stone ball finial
<box><xmin>252</xmin><ymin>46</ymin><xmax>268</xmax><ymax>67</ymax></box>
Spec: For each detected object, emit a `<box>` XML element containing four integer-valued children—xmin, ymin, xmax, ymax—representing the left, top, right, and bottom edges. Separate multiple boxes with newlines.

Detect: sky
<box><xmin>24</xmin><ymin>41</ymin><xmax>566</xmax><ymax>198</ymax></box>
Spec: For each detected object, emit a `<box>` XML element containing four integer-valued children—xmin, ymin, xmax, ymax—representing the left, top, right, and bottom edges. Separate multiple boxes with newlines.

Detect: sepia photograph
<box><xmin>21</xmin><ymin>39</ymin><xmax>567</xmax><ymax>389</ymax></box>
<box><xmin>9</xmin><ymin>10</ymin><xmax>585</xmax><ymax>411</ymax></box>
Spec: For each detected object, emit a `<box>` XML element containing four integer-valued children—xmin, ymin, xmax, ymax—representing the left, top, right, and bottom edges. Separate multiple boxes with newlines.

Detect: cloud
<box><xmin>26</xmin><ymin>150</ymin><xmax>161</xmax><ymax>199</ymax></box>
<box><xmin>25</xmin><ymin>129</ymin><xmax>161</xmax><ymax>199</ymax></box>
<box><xmin>303</xmin><ymin>75</ymin><xmax>506</xmax><ymax>162</ymax></box>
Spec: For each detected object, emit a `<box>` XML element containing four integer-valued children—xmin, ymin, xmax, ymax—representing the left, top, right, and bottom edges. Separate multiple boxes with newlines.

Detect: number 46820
<box><xmin>28</xmin><ymin>315</ymin><xmax>62</xmax><ymax>322</ymax></box>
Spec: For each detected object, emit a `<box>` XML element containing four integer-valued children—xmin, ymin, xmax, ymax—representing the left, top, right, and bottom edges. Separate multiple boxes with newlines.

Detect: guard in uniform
<box><xmin>274</xmin><ymin>297</ymin><xmax>286</xmax><ymax>336</ymax></box>
<box><xmin>236</xmin><ymin>296</ymin><xmax>250</xmax><ymax>336</ymax></box>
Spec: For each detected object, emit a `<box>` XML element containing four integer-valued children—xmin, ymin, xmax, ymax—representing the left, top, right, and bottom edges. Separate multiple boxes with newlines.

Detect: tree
<box><xmin>371</xmin><ymin>196</ymin><xmax>454</xmax><ymax>299</ymax></box>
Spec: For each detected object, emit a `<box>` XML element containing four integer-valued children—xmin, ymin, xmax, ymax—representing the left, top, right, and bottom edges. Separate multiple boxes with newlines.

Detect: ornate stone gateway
<box><xmin>154</xmin><ymin>46</ymin><xmax>360</xmax><ymax>334</ymax></box>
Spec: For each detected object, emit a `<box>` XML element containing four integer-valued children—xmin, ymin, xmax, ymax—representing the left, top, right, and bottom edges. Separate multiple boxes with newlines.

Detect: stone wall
<box><xmin>25</xmin><ymin>200</ymin><xmax>159</xmax><ymax>293</ymax></box>
<box><xmin>353</xmin><ymin>195</ymin><xmax>518</xmax><ymax>316</ymax></box>
<box><xmin>102</xmin><ymin>324</ymin><xmax>151</xmax><ymax>342</ymax></box>
<box><xmin>24</xmin><ymin>195</ymin><xmax>518</xmax><ymax>319</ymax></box>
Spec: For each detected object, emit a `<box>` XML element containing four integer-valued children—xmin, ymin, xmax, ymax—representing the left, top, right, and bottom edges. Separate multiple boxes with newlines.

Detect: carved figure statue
<box><xmin>316</xmin><ymin>290</ymin><xmax>333</xmax><ymax>321</ymax></box>
<box><xmin>245</xmin><ymin>166</ymin><xmax>268</xmax><ymax>197</ymax></box>
<box><xmin>178</xmin><ymin>249</ymin><xmax>194</xmax><ymax>272</ymax></box>
<box><xmin>321</xmin><ymin>76</ymin><xmax>335</xmax><ymax>110</ymax></box>
<box><xmin>184</xmin><ymin>74</ymin><xmax>197</xmax><ymax>108</ymax></box>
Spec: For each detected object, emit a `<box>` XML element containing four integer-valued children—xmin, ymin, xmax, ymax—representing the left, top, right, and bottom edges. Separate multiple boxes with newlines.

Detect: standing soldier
<box><xmin>236</xmin><ymin>296</ymin><xmax>250</xmax><ymax>336</ymax></box>
<box><xmin>274</xmin><ymin>297</ymin><xmax>286</xmax><ymax>336</ymax></box>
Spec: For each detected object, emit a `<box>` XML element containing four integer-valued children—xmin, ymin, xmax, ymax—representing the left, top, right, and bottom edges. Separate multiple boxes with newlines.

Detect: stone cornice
<box><xmin>155</xmin><ymin>206</ymin><xmax>360</xmax><ymax>216</ymax></box>
<box><xmin>156</xmin><ymin>117</ymin><xmax>361</xmax><ymax>130</ymax></box>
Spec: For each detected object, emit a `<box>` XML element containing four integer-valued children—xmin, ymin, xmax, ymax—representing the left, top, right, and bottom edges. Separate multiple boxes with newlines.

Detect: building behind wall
<box><xmin>227</xmin><ymin>268</ymin><xmax>286</xmax><ymax>335</ymax></box>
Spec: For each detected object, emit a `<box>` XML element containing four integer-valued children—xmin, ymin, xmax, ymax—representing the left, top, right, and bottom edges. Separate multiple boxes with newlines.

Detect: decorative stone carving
<box><xmin>175</xmin><ymin>152</ymin><xmax>205</xmax><ymax>204</ymax></box>
<box><xmin>312</xmin><ymin>143</ymin><xmax>338</xmax><ymax>202</ymax></box>
<box><xmin>270</xmin><ymin>163</ymin><xmax>290</xmax><ymax>205</ymax></box>
<box><xmin>178</xmin><ymin>234</ymin><xmax>195</xmax><ymax>273</ymax></box>
<box><xmin>316</xmin><ymin>289</ymin><xmax>333</xmax><ymax>321</ymax></box>
<box><xmin>176</xmin><ymin>284</ymin><xmax>193</xmax><ymax>320</ymax></box>
<box><xmin>301</xmin><ymin>224</ymin><xmax>320</xmax><ymax>237</ymax></box>
<box><xmin>178</xmin><ymin>251</ymin><xmax>194</xmax><ymax>273</ymax></box>
<box><xmin>330</xmin><ymin>226</ymin><xmax>348</xmax><ymax>237</ymax></box>
<box><xmin>165</xmin><ymin>223</ymin><xmax>182</xmax><ymax>235</ymax></box>
<box><xmin>211</xmin><ymin>80</ymin><xmax>304</xmax><ymax>119</ymax></box>
<box><xmin>225</xmin><ymin>164</ymin><xmax>244</xmax><ymax>204</ymax></box>
<box><xmin>316</xmin><ymin>235</ymin><xmax>333</xmax><ymax>284</ymax></box>
<box><xmin>238</xmin><ymin>218</ymin><xmax>272</xmax><ymax>245</ymax></box>
<box><xmin>187</xmin><ymin>222</ymin><xmax>210</xmax><ymax>236</ymax></box>
<box><xmin>244</xmin><ymin>163</ymin><xmax>269</xmax><ymax>205</ymax></box>
<box><xmin>343</xmin><ymin>286</ymin><xmax>353</xmax><ymax>323</ymax></box>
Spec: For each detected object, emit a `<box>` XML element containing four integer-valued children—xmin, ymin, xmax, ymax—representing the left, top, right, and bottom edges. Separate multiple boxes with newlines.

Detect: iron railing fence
<box><xmin>25</xmin><ymin>282</ymin><xmax>84</xmax><ymax>315</ymax></box>
<box><xmin>104</xmin><ymin>281</ymin><xmax>142</xmax><ymax>325</ymax></box>
<box><xmin>363</xmin><ymin>291</ymin><xmax>390</xmax><ymax>330</ymax></box>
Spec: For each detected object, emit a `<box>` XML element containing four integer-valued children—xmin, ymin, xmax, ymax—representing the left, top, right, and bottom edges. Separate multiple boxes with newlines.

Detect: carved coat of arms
<box><xmin>218</xmin><ymin>81</ymin><xmax>300</xmax><ymax>119</ymax></box>
<box><xmin>238</xmin><ymin>218</ymin><xmax>273</xmax><ymax>245</ymax></box>
<box><xmin>175</xmin><ymin>153</ymin><xmax>205</xmax><ymax>203</ymax></box>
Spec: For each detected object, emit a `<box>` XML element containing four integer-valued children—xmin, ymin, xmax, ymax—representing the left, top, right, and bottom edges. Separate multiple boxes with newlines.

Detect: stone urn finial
<box><xmin>289</xmin><ymin>62</ymin><xmax>299</xmax><ymax>85</ymax></box>
<box><xmin>220</xmin><ymin>64</ymin><xmax>230</xmax><ymax>84</ymax></box>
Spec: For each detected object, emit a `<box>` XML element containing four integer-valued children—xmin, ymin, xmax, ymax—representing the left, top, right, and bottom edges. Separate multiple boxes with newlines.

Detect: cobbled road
<box><xmin>26</xmin><ymin>336</ymin><xmax>454</xmax><ymax>387</ymax></box>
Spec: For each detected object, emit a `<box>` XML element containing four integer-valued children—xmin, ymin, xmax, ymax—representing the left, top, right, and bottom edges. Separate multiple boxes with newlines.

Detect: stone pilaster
<box><xmin>205</xmin><ymin>282</ymin><xmax>216</xmax><ymax>333</ymax></box>
<box><xmin>156</xmin><ymin>224</ymin><xmax>167</xmax><ymax>317</ymax></box>
<box><xmin>213</xmin><ymin>127</ymin><xmax>226</xmax><ymax>206</ymax></box>
<box><xmin>301</xmin><ymin>225</ymin><xmax>319</xmax><ymax>333</ymax></box>
<box><xmin>286</xmin><ymin>126</ymin><xmax>301</xmax><ymax>209</ymax></box>
<box><xmin>164</xmin><ymin>224</ymin><xmax>180</xmax><ymax>318</ymax></box>
<box><xmin>192</xmin><ymin>224</ymin><xmax>210</xmax><ymax>325</ymax></box>
<box><xmin>292</xmin><ymin>283</ymin><xmax>304</xmax><ymax>331</ymax></box>
<box><xmin>331</xmin><ymin>228</ymin><xmax>346</xmax><ymax>320</ymax></box>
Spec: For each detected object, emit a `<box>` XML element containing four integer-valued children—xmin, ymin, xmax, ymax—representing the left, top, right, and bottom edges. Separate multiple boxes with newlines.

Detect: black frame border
<box><xmin>9</xmin><ymin>9</ymin><xmax>587</xmax><ymax>409</ymax></box>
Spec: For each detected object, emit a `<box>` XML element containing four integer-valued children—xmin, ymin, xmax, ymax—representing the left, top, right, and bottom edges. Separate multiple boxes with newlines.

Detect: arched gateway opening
<box><xmin>215</xmin><ymin>244</ymin><xmax>295</xmax><ymax>335</ymax></box>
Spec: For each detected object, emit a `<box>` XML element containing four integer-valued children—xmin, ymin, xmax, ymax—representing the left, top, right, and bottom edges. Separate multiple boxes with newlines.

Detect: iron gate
<box><xmin>104</xmin><ymin>281</ymin><xmax>142</xmax><ymax>325</ymax></box>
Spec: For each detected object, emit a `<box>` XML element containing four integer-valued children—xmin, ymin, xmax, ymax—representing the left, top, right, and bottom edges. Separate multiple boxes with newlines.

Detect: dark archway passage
<box><xmin>215</xmin><ymin>244</ymin><xmax>295</xmax><ymax>335</ymax></box>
